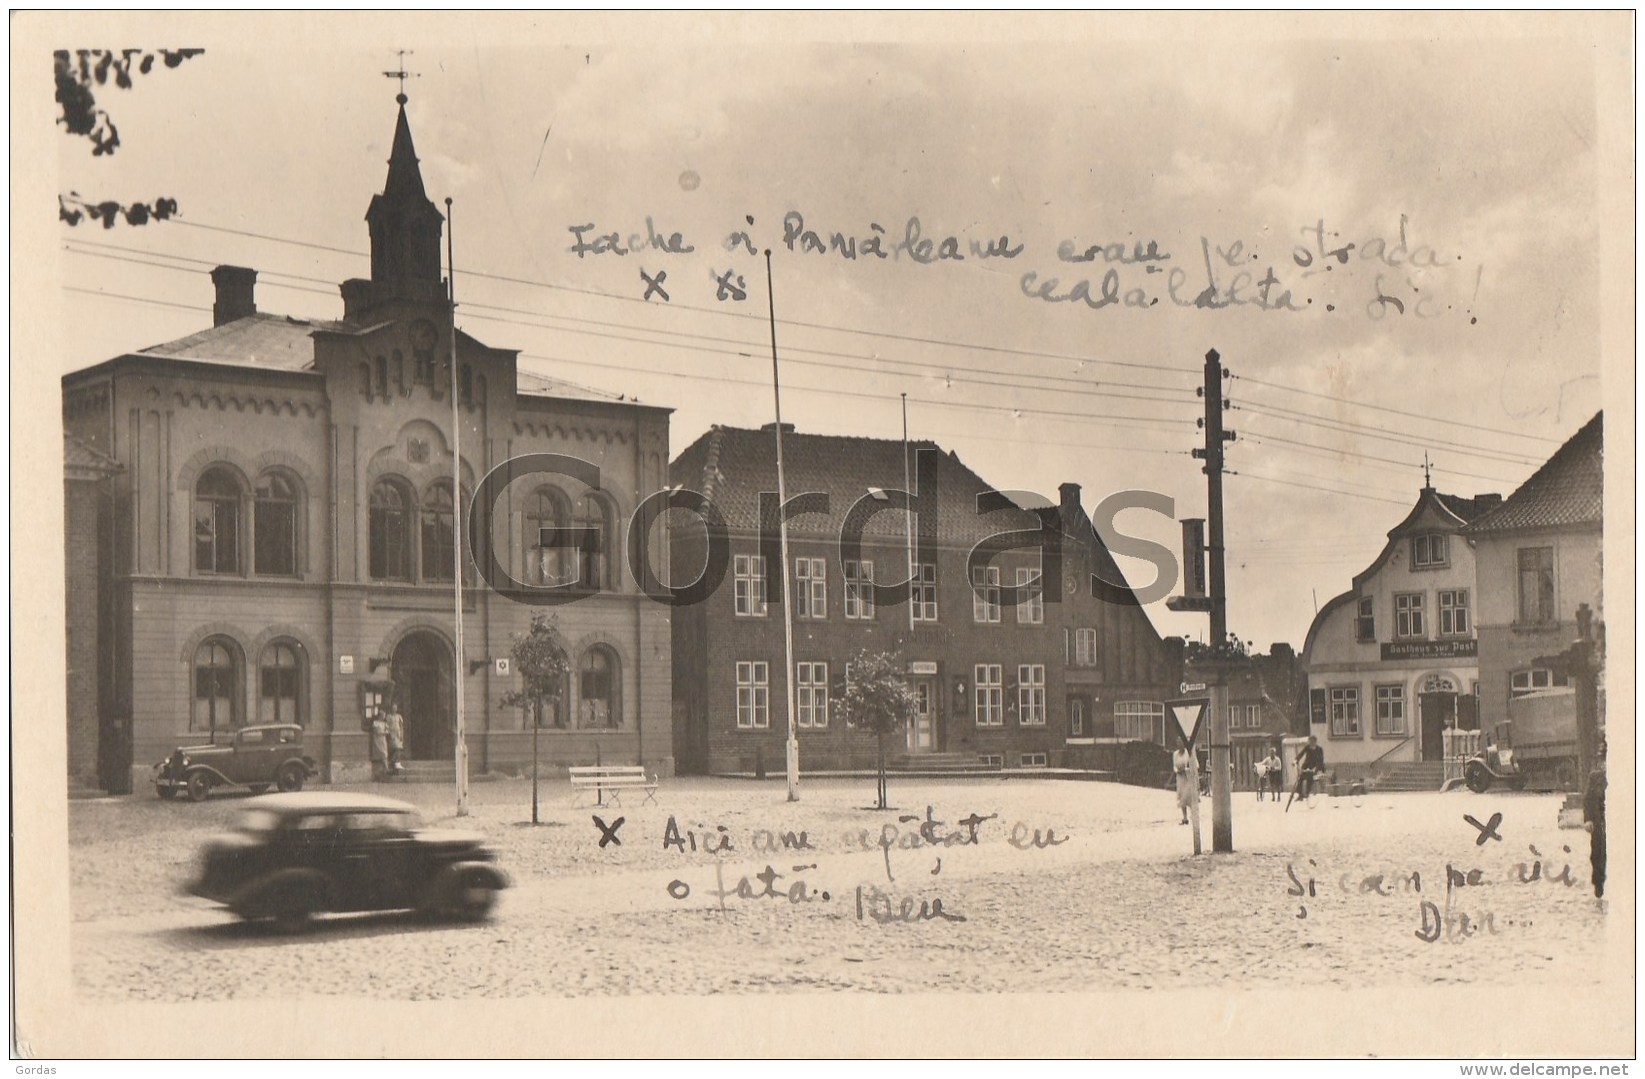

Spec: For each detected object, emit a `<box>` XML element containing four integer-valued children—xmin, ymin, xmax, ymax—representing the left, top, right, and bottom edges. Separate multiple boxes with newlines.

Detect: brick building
<box><xmin>668</xmin><ymin>424</ymin><xmax>1179</xmax><ymax>774</ymax></box>
<box><xmin>60</xmin><ymin>98</ymin><xmax>673</xmax><ymax>791</ymax></box>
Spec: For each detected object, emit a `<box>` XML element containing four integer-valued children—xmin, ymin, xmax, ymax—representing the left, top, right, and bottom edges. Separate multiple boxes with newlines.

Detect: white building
<box><xmin>1301</xmin><ymin>485</ymin><xmax>1501</xmax><ymax>782</ymax></box>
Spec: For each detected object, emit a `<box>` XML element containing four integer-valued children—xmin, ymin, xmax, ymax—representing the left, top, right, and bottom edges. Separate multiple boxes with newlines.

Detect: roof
<box><xmin>1463</xmin><ymin>412</ymin><xmax>1603</xmax><ymax>536</ymax></box>
<box><xmin>63</xmin><ymin>432</ymin><xmax>121</xmax><ymax>478</ymax></box>
<box><xmin>516</xmin><ymin>368</ymin><xmax>640</xmax><ymax>406</ymax></box>
<box><xmin>670</xmin><ymin>425</ymin><xmax>1046</xmax><ymax>543</ymax></box>
<box><xmin>136</xmin><ymin>312</ymin><xmax>349</xmax><ymax>371</ymax></box>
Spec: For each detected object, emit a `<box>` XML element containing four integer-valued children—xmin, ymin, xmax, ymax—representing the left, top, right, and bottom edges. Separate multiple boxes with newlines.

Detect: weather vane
<box><xmin>1422</xmin><ymin>451</ymin><xmax>1433</xmax><ymax>489</ymax></box>
<box><xmin>383</xmin><ymin>49</ymin><xmax>419</xmax><ymax>104</ymax></box>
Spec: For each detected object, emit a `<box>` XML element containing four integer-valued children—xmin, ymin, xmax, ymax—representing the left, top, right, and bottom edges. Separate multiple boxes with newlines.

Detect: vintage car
<box><xmin>187</xmin><ymin>792</ymin><xmax>510</xmax><ymax>931</ymax></box>
<box><xmin>153</xmin><ymin>723</ymin><xmax>317</xmax><ymax>801</ymax></box>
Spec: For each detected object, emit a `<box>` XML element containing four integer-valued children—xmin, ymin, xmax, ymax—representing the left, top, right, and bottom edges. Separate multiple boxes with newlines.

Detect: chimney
<box><xmin>1475</xmin><ymin>493</ymin><xmax>1502</xmax><ymax>509</ymax></box>
<box><xmin>1059</xmin><ymin>482</ymin><xmax>1083</xmax><ymax>517</ymax></box>
<box><xmin>210</xmin><ymin>265</ymin><xmax>257</xmax><ymax>326</ymax></box>
<box><xmin>759</xmin><ymin>422</ymin><xmax>796</xmax><ymax>435</ymax></box>
<box><xmin>340</xmin><ymin>278</ymin><xmax>373</xmax><ymax>320</ymax></box>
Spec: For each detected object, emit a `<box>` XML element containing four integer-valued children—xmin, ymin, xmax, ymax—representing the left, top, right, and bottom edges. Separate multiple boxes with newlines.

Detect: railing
<box><xmin>1442</xmin><ymin>728</ymin><xmax>1482</xmax><ymax>785</ymax></box>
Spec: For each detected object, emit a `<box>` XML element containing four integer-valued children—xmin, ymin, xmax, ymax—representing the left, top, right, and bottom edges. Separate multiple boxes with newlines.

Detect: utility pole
<box><xmin>764</xmin><ymin>250</ymin><xmax>800</xmax><ymax>803</ymax></box>
<box><xmin>446</xmin><ymin>196</ymin><xmax>469</xmax><ymax>817</ymax></box>
<box><xmin>1193</xmin><ymin>348</ymin><xmax>1235</xmax><ymax>852</ymax></box>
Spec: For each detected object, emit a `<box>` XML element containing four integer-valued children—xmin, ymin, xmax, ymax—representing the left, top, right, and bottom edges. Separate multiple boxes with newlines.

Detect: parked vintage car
<box><xmin>153</xmin><ymin>723</ymin><xmax>317</xmax><ymax>801</ymax></box>
<box><xmin>187</xmin><ymin>792</ymin><xmax>510</xmax><ymax>931</ymax></box>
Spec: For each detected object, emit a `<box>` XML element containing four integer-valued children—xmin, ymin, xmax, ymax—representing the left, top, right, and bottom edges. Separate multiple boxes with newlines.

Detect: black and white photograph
<box><xmin>12</xmin><ymin>10</ymin><xmax>1635</xmax><ymax>1061</ymax></box>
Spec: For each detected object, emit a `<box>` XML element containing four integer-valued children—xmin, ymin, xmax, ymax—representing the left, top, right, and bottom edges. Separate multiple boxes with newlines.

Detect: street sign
<box><xmin>1168</xmin><ymin>696</ymin><xmax>1209</xmax><ymax>749</ymax></box>
<box><xmin>494</xmin><ymin>657</ymin><xmax>512</xmax><ymax>676</ymax></box>
<box><xmin>1180</xmin><ymin>681</ymin><xmax>1208</xmax><ymax>693</ymax></box>
<box><xmin>1166</xmin><ymin>595</ymin><xmax>1214</xmax><ymax>613</ymax></box>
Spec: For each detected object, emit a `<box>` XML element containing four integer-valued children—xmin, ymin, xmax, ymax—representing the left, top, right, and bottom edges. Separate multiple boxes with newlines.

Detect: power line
<box><xmin>1233</xmin><ymin>372</ymin><xmax>1560</xmax><ymax>445</ymax></box>
<box><xmin>64</xmin><ymin>240</ymin><xmax>1197</xmax><ymax>406</ymax></box>
<box><xmin>1224</xmin><ymin>469</ymin><xmax>1411</xmax><ymax>508</ymax></box>
<box><xmin>1242</xmin><ymin>432</ymin><xmax>1522</xmax><ymax>487</ymax></box>
<box><xmin>165</xmin><ymin>217</ymin><xmax>1202</xmax><ymax>382</ymax></box>
<box><xmin>1234</xmin><ymin>401</ymin><xmax>1543</xmax><ymax>466</ymax></box>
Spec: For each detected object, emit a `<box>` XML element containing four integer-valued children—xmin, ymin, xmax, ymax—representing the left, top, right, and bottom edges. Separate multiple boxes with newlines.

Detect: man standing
<box><xmin>1294</xmin><ymin>736</ymin><xmax>1325</xmax><ymax>803</ymax></box>
<box><xmin>369</xmin><ymin>713</ymin><xmax>390</xmax><ymax>781</ymax></box>
<box><xmin>386</xmin><ymin>708</ymin><xmax>406</xmax><ymax>774</ymax></box>
<box><xmin>1257</xmin><ymin>747</ymin><xmax>1283</xmax><ymax>802</ymax></box>
<box><xmin>1585</xmin><ymin>767</ymin><xmax>1606</xmax><ymax>900</ymax></box>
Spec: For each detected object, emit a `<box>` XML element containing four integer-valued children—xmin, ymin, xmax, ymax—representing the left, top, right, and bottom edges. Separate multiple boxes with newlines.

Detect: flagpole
<box><xmin>764</xmin><ymin>249</ymin><xmax>799</xmax><ymax>803</ymax></box>
<box><xmin>446</xmin><ymin>196</ymin><xmax>470</xmax><ymax>817</ymax></box>
<box><xmin>902</xmin><ymin>393</ymin><xmax>914</xmax><ymax>635</ymax></box>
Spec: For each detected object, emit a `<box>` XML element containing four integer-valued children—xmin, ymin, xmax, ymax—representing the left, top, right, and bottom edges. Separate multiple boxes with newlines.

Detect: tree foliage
<box><xmin>839</xmin><ymin>649</ymin><xmax>918</xmax><ymax>737</ymax></box>
<box><xmin>55</xmin><ymin>48</ymin><xmax>201</xmax><ymax>227</ymax></box>
<box><xmin>59</xmin><ymin>192</ymin><xmax>178</xmax><ymax>228</ymax></box>
<box><xmin>56</xmin><ymin>48</ymin><xmax>203</xmax><ymax>156</ymax></box>
<box><xmin>498</xmin><ymin>613</ymin><xmax>570</xmax><ymax>721</ymax></box>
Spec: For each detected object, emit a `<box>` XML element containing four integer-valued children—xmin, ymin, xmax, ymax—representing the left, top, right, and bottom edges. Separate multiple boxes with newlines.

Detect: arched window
<box><xmin>575</xmin><ymin>493</ymin><xmax>613</xmax><ymax>590</ymax></box>
<box><xmin>422</xmin><ymin>481</ymin><xmax>456</xmax><ymax>582</ymax></box>
<box><xmin>258</xmin><ymin>640</ymin><xmax>304</xmax><ymax>724</ymax></box>
<box><xmin>193</xmin><ymin>468</ymin><xmax>241</xmax><ymax>574</ymax></box>
<box><xmin>369</xmin><ymin>478</ymin><xmax>412</xmax><ymax>581</ymax></box>
<box><xmin>254</xmin><ymin>471</ymin><xmax>298</xmax><ymax>576</ymax></box>
<box><xmin>525</xmin><ymin>485</ymin><xmax>571</xmax><ymax>586</ymax></box>
<box><xmin>579</xmin><ymin>646</ymin><xmax>621</xmax><ymax>729</ymax></box>
<box><xmin>192</xmin><ymin>638</ymin><xmax>240</xmax><ymax>733</ymax></box>
<box><xmin>534</xmin><ymin>644</ymin><xmax>571</xmax><ymax>730</ymax></box>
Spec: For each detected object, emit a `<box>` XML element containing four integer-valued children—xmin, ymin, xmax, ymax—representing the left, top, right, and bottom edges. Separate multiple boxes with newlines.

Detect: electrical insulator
<box><xmin>1223</xmin><ymin>430</ymin><xmax>1238</xmax><ymax>441</ymax></box>
<box><xmin>1191</xmin><ymin>448</ymin><xmax>1207</xmax><ymax>459</ymax></box>
<box><xmin>1195</xmin><ymin>386</ymin><xmax>1205</xmax><ymax>397</ymax></box>
<box><xmin>1196</xmin><ymin>418</ymin><xmax>1205</xmax><ymax>428</ymax></box>
<box><xmin>1222</xmin><ymin>398</ymin><xmax>1232</xmax><ymax>409</ymax></box>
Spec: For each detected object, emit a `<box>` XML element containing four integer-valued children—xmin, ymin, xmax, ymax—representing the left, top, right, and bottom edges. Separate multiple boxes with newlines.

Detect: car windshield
<box><xmin>234</xmin><ymin>809</ymin><xmax>283</xmax><ymax>834</ymax></box>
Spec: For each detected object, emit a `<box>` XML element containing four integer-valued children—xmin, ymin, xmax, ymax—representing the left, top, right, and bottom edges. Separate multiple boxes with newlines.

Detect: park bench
<box><xmin>569</xmin><ymin>765</ymin><xmax>659</xmax><ymax>807</ymax></box>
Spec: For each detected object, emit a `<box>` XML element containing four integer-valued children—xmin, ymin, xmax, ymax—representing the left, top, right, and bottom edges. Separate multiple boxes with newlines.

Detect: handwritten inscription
<box><xmin>563</xmin><ymin>209</ymin><xmax>1480</xmax><ymax>321</ymax></box>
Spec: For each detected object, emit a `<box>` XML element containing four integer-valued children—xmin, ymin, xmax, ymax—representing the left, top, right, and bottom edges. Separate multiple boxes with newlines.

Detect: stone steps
<box><xmin>1374</xmin><ymin>761</ymin><xmax>1447</xmax><ymax>792</ymax></box>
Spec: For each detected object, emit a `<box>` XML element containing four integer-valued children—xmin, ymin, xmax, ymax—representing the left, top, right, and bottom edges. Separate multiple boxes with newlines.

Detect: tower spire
<box><xmin>1422</xmin><ymin>451</ymin><xmax>1433</xmax><ymax>490</ymax></box>
<box><xmin>364</xmin><ymin>73</ymin><xmax>444</xmax><ymax>308</ymax></box>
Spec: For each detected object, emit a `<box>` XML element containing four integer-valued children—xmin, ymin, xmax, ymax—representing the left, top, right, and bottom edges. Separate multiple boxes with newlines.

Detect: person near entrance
<box><xmin>369</xmin><ymin>713</ymin><xmax>391</xmax><ymax>780</ymax></box>
<box><xmin>1172</xmin><ymin>746</ymin><xmax>1197</xmax><ymax>825</ymax></box>
<box><xmin>385</xmin><ymin>708</ymin><xmax>406</xmax><ymax>774</ymax></box>
<box><xmin>1293</xmin><ymin>736</ymin><xmax>1326</xmax><ymax>803</ymax></box>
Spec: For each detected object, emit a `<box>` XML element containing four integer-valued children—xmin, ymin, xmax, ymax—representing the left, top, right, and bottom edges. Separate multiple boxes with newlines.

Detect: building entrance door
<box><xmin>907</xmin><ymin>678</ymin><xmax>936</xmax><ymax>752</ymax></box>
<box><xmin>1419</xmin><ymin>691</ymin><xmax>1455</xmax><ymax>762</ymax></box>
<box><xmin>391</xmin><ymin>631</ymin><xmax>453</xmax><ymax>761</ymax></box>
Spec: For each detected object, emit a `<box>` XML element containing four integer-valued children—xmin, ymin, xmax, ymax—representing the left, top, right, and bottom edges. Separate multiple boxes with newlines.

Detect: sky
<box><xmin>35</xmin><ymin>12</ymin><xmax>1628</xmax><ymax>652</ymax></box>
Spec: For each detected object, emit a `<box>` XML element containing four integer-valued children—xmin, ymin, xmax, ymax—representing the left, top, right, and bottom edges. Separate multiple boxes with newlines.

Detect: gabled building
<box><xmin>1301</xmin><ymin>484</ymin><xmax>1501</xmax><ymax>781</ymax></box>
<box><xmin>1461</xmin><ymin>412</ymin><xmax>1603</xmax><ymax>744</ymax></box>
<box><xmin>61</xmin><ymin>97</ymin><xmax>673</xmax><ymax>790</ymax></box>
<box><xmin>668</xmin><ymin>426</ymin><xmax>1179</xmax><ymax>774</ymax></box>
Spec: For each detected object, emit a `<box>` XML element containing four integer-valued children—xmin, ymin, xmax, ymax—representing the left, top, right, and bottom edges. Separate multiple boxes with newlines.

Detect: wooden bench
<box><xmin>569</xmin><ymin>765</ymin><xmax>658</xmax><ymax>807</ymax></box>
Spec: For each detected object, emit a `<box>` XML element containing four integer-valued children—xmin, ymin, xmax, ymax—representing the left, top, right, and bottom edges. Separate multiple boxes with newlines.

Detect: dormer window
<box><xmin>1411</xmin><ymin>532</ymin><xmax>1449</xmax><ymax>569</ymax></box>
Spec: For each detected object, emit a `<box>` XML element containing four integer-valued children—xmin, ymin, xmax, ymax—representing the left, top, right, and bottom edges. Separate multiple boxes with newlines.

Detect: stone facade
<box><xmin>61</xmin><ymin>101</ymin><xmax>673</xmax><ymax>791</ymax></box>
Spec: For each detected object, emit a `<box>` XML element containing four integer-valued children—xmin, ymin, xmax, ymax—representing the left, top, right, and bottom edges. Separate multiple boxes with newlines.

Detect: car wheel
<box><xmin>156</xmin><ymin>786</ymin><xmax>177</xmax><ymax>801</ymax></box>
<box><xmin>248</xmin><ymin>785</ymin><xmax>271</xmax><ymax>795</ymax></box>
<box><xmin>186</xmin><ymin>771</ymin><xmax>214</xmax><ymax>802</ymax></box>
<box><xmin>267</xmin><ymin>878</ymin><xmax>325</xmax><ymax>934</ymax></box>
<box><xmin>1464</xmin><ymin>761</ymin><xmax>1492</xmax><ymax>794</ymax></box>
<box><xmin>451</xmin><ymin>871</ymin><xmax>499</xmax><ymax>921</ymax></box>
<box><xmin>275</xmin><ymin>762</ymin><xmax>306</xmax><ymax>793</ymax></box>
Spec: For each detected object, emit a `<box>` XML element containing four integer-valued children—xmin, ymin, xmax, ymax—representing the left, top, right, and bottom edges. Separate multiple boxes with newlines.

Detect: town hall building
<box><xmin>62</xmin><ymin>96</ymin><xmax>674</xmax><ymax>792</ymax></box>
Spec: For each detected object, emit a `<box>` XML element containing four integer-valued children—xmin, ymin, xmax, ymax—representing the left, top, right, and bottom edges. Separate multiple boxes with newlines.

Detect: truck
<box><xmin>1464</xmin><ymin>687</ymin><xmax>1581</xmax><ymax>793</ymax></box>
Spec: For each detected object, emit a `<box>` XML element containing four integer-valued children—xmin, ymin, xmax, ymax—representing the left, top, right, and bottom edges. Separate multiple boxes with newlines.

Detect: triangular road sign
<box><xmin>1167</xmin><ymin>697</ymin><xmax>1209</xmax><ymax>750</ymax></box>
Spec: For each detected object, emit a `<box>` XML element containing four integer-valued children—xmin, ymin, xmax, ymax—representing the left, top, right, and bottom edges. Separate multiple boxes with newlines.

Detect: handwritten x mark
<box><xmin>593</xmin><ymin>814</ymin><xmax>626</xmax><ymax>848</ymax></box>
<box><xmin>1463</xmin><ymin>812</ymin><xmax>1503</xmax><ymax>846</ymax></box>
<box><xmin>640</xmin><ymin>268</ymin><xmax>669</xmax><ymax>302</ymax></box>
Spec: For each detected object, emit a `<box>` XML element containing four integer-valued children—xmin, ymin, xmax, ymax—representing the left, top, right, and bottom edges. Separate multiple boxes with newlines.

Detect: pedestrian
<box><xmin>386</xmin><ymin>709</ymin><xmax>406</xmax><ymax>774</ymax></box>
<box><xmin>1172</xmin><ymin>746</ymin><xmax>1197</xmax><ymax>825</ymax></box>
<box><xmin>1259</xmin><ymin>747</ymin><xmax>1284</xmax><ymax>801</ymax></box>
<box><xmin>1584</xmin><ymin>767</ymin><xmax>1606</xmax><ymax>900</ymax></box>
<box><xmin>369</xmin><ymin>713</ymin><xmax>390</xmax><ymax>780</ymax></box>
<box><xmin>1294</xmin><ymin>735</ymin><xmax>1325</xmax><ymax>803</ymax></box>
<box><xmin>1254</xmin><ymin>755</ymin><xmax>1271</xmax><ymax>801</ymax></box>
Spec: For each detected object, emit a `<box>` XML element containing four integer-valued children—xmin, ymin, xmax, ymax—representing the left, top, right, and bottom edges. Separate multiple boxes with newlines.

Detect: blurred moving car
<box><xmin>153</xmin><ymin>723</ymin><xmax>317</xmax><ymax>801</ymax></box>
<box><xmin>187</xmin><ymin>792</ymin><xmax>510</xmax><ymax>932</ymax></box>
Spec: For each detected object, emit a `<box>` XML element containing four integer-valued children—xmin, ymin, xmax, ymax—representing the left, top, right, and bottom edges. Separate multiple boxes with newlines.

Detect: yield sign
<box><xmin>1167</xmin><ymin>697</ymin><xmax>1209</xmax><ymax>750</ymax></box>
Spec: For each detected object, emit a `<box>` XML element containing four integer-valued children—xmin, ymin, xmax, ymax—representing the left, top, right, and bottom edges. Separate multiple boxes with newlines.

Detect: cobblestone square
<box><xmin>71</xmin><ymin>777</ymin><xmax>1608</xmax><ymax>1000</ymax></box>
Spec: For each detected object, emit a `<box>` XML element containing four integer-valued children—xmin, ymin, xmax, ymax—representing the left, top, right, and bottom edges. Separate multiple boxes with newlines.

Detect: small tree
<box><xmin>839</xmin><ymin>649</ymin><xmax>918</xmax><ymax>810</ymax></box>
<box><xmin>498</xmin><ymin>613</ymin><xmax>569</xmax><ymax>824</ymax></box>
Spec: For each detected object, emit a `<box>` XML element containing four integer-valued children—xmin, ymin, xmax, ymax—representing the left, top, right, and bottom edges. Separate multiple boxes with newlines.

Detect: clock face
<box><xmin>1065</xmin><ymin>573</ymin><xmax>1082</xmax><ymax>597</ymax></box>
<box><xmin>409</xmin><ymin>319</ymin><xmax>438</xmax><ymax>352</ymax></box>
